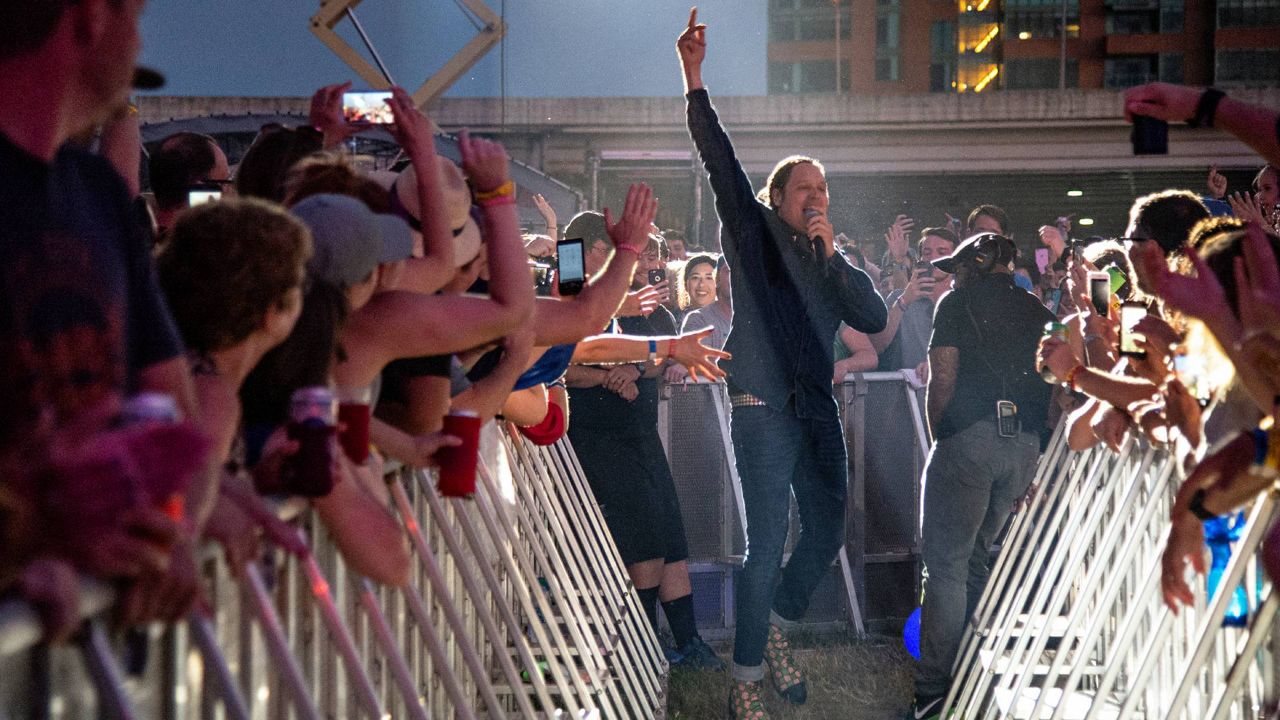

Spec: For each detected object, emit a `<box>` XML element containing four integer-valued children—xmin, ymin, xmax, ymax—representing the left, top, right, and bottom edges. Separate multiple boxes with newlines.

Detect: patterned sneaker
<box><xmin>763</xmin><ymin>624</ymin><xmax>806</xmax><ymax>704</ymax></box>
<box><xmin>674</xmin><ymin>636</ymin><xmax>726</xmax><ymax>671</ymax></box>
<box><xmin>727</xmin><ymin>680</ymin><xmax>769</xmax><ymax>719</ymax></box>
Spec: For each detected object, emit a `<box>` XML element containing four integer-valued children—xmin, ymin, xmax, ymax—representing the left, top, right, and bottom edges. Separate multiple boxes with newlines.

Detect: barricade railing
<box><xmin>0</xmin><ymin>424</ymin><xmax>664</xmax><ymax>719</ymax></box>
<box><xmin>944</xmin><ymin>425</ymin><xmax>1279</xmax><ymax>719</ymax></box>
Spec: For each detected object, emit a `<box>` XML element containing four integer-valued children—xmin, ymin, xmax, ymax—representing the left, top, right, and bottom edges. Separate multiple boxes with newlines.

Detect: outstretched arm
<box><xmin>1125</xmin><ymin>83</ymin><xmax>1280</xmax><ymax>166</ymax></box>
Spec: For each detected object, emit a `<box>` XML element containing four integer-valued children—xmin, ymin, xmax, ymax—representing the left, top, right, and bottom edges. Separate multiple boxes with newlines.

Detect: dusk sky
<box><xmin>139</xmin><ymin>1</ymin><xmax>768</xmax><ymax>97</ymax></box>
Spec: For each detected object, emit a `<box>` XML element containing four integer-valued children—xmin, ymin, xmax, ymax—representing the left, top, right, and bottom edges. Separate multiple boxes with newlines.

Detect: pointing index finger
<box><xmin>688</xmin><ymin>7</ymin><xmax>697</xmax><ymax>28</ymax></box>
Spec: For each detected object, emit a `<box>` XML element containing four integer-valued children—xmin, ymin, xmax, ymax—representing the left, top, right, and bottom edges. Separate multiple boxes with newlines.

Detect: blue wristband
<box><xmin>647</xmin><ymin>339</ymin><xmax>658</xmax><ymax>364</ymax></box>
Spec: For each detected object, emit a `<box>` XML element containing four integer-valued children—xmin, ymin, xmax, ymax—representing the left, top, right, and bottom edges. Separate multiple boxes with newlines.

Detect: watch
<box><xmin>1187</xmin><ymin>487</ymin><xmax>1216</xmax><ymax>522</ymax></box>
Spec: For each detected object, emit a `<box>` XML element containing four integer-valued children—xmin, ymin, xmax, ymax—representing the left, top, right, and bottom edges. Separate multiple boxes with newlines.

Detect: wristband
<box><xmin>1187</xmin><ymin>88</ymin><xmax>1225</xmax><ymax>129</ymax></box>
<box><xmin>478</xmin><ymin>195</ymin><xmax>517</xmax><ymax>209</ymax></box>
<box><xmin>473</xmin><ymin>179</ymin><xmax>515</xmax><ymax>202</ymax></box>
<box><xmin>647</xmin><ymin>339</ymin><xmax>658</xmax><ymax>364</ymax></box>
<box><xmin>614</xmin><ymin>244</ymin><xmax>641</xmax><ymax>257</ymax></box>
<box><xmin>1188</xmin><ymin>488</ymin><xmax>1216</xmax><ymax>522</ymax></box>
<box><xmin>1064</xmin><ymin>364</ymin><xmax>1086</xmax><ymax>391</ymax></box>
<box><xmin>666</xmin><ymin>339</ymin><xmax>676</xmax><ymax>360</ymax></box>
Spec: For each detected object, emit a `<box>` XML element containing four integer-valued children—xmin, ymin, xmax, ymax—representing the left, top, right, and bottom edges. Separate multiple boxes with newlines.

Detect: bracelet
<box><xmin>647</xmin><ymin>339</ymin><xmax>658</xmax><ymax>364</ymax></box>
<box><xmin>1188</xmin><ymin>488</ymin><xmax>1216</xmax><ymax>522</ymax></box>
<box><xmin>473</xmin><ymin>179</ymin><xmax>515</xmax><ymax>202</ymax></box>
<box><xmin>1064</xmin><ymin>364</ymin><xmax>1086</xmax><ymax>391</ymax></box>
<box><xmin>1188</xmin><ymin>88</ymin><xmax>1225</xmax><ymax>129</ymax></box>
<box><xmin>478</xmin><ymin>195</ymin><xmax>517</xmax><ymax>209</ymax></box>
<box><xmin>666</xmin><ymin>339</ymin><xmax>676</xmax><ymax>360</ymax></box>
<box><xmin>614</xmin><ymin>244</ymin><xmax>640</xmax><ymax>257</ymax></box>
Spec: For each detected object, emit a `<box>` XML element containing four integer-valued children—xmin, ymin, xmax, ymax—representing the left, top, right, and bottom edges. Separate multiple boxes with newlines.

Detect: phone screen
<box><xmin>1034</xmin><ymin>248</ymin><xmax>1050</xmax><ymax>274</ymax></box>
<box><xmin>558</xmin><ymin>242</ymin><xmax>584</xmax><ymax>283</ymax></box>
<box><xmin>188</xmin><ymin>189</ymin><xmax>222</xmax><ymax>206</ymax></box>
<box><xmin>1119</xmin><ymin>302</ymin><xmax>1147</xmax><ymax>356</ymax></box>
<box><xmin>342</xmin><ymin>91</ymin><xmax>394</xmax><ymax>125</ymax></box>
<box><xmin>1088</xmin><ymin>272</ymin><xmax>1110</xmax><ymax>316</ymax></box>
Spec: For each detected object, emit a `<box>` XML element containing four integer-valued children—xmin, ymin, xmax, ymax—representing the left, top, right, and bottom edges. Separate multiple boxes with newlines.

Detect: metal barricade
<box><xmin>655</xmin><ymin>373</ymin><xmax>929</xmax><ymax>635</ymax></box>
<box><xmin>0</xmin><ymin>423</ymin><xmax>665</xmax><ymax>719</ymax></box>
<box><xmin>944</xmin><ymin>428</ymin><xmax>1279</xmax><ymax>719</ymax></box>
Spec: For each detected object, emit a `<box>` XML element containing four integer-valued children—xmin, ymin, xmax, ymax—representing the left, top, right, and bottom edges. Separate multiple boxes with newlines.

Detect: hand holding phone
<box><xmin>188</xmin><ymin>185</ymin><xmax>222</xmax><ymax>207</ymax></box>
<box><xmin>647</xmin><ymin>268</ymin><xmax>666</xmax><ymax>287</ymax></box>
<box><xmin>556</xmin><ymin>238</ymin><xmax>585</xmax><ymax>296</ymax></box>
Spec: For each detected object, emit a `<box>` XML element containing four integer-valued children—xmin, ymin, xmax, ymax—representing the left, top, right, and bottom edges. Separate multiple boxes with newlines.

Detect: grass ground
<box><xmin>666</xmin><ymin>631</ymin><xmax>915</xmax><ymax>719</ymax></box>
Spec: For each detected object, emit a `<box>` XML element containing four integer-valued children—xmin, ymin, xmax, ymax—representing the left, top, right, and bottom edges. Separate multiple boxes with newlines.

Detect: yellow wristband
<box><xmin>473</xmin><ymin>180</ymin><xmax>515</xmax><ymax>202</ymax></box>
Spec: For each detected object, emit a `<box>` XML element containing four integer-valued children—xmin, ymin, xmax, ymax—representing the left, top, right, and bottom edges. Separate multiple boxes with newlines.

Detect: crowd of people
<box><xmin>3</xmin><ymin>2</ymin><xmax>1280</xmax><ymax>719</ymax></box>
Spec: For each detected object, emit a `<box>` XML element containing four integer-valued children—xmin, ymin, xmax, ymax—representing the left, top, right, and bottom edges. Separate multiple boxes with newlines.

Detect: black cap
<box><xmin>932</xmin><ymin>232</ymin><xmax>1015</xmax><ymax>274</ymax></box>
<box><xmin>132</xmin><ymin>66</ymin><xmax>165</xmax><ymax>91</ymax></box>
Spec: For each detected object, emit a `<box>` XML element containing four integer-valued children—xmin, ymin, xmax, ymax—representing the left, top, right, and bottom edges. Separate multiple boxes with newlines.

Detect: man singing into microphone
<box><xmin>678</xmin><ymin>10</ymin><xmax>887</xmax><ymax>717</ymax></box>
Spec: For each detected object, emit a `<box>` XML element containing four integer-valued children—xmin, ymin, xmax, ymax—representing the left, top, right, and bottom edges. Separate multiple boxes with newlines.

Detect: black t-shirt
<box><xmin>569</xmin><ymin>306</ymin><xmax>677</xmax><ymax>432</ymax></box>
<box><xmin>0</xmin><ymin>133</ymin><xmax>183</xmax><ymax>448</ymax></box>
<box><xmin>929</xmin><ymin>273</ymin><xmax>1054</xmax><ymax>439</ymax></box>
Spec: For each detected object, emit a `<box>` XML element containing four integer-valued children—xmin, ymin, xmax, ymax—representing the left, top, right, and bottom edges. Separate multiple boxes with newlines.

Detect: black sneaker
<box><xmin>673</xmin><ymin>636</ymin><xmax>726</xmax><ymax>671</ymax></box>
<box><xmin>908</xmin><ymin>695</ymin><xmax>945</xmax><ymax>720</ymax></box>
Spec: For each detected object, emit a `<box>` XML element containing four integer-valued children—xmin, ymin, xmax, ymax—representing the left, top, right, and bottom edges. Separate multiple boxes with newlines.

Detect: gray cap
<box><xmin>291</xmin><ymin>194</ymin><xmax>414</xmax><ymax>287</ymax></box>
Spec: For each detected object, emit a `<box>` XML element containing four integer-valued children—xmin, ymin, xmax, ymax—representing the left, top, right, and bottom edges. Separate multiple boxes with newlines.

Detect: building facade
<box><xmin>767</xmin><ymin>0</ymin><xmax>1280</xmax><ymax>94</ymax></box>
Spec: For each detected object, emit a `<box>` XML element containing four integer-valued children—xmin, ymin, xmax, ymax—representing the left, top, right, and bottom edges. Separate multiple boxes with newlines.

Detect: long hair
<box><xmin>756</xmin><ymin>155</ymin><xmax>824</xmax><ymax>209</ymax></box>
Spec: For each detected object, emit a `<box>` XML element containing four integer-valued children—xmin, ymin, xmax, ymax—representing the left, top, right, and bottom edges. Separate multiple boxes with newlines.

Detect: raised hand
<box><xmin>1207</xmin><ymin>165</ymin><xmax>1228</xmax><ymax>199</ymax></box>
<box><xmin>885</xmin><ymin>214</ymin><xmax>914</xmax><ymax>260</ymax></box>
<box><xmin>618</xmin><ymin>285</ymin><xmax>661</xmax><ymax>317</ymax></box>
<box><xmin>385</xmin><ymin>87</ymin><xmax>436</xmax><ymax>162</ymax></box>
<box><xmin>309</xmin><ymin>81</ymin><xmax>363</xmax><ymax>148</ymax></box>
<box><xmin>604</xmin><ymin>183</ymin><xmax>659</xmax><ymax>254</ymax></box>
<box><xmin>532</xmin><ymin>194</ymin><xmax>558</xmax><ymax>238</ymax></box>
<box><xmin>669</xmin><ymin>327</ymin><xmax>731</xmax><ymax>381</ymax></box>
<box><xmin>1234</xmin><ymin>223</ymin><xmax>1280</xmax><ymax>338</ymax></box>
<box><xmin>457</xmin><ymin>128</ymin><xmax>511</xmax><ymax>193</ymax></box>
<box><xmin>1123</xmin><ymin>82</ymin><xmax>1201</xmax><ymax>124</ymax></box>
<box><xmin>1229</xmin><ymin>191</ymin><xmax>1268</xmax><ymax>225</ymax></box>
<box><xmin>676</xmin><ymin>7</ymin><xmax>707</xmax><ymax>91</ymax></box>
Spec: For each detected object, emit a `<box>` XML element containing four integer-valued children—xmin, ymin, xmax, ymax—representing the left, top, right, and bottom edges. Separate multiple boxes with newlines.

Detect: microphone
<box><xmin>803</xmin><ymin>208</ymin><xmax>825</xmax><ymax>261</ymax></box>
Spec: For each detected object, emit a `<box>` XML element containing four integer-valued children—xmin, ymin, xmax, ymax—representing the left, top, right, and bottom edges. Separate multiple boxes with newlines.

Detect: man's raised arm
<box><xmin>679</xmin><ymin>8</ymin><xmax>760</xmax><ymax>258</ymax></box>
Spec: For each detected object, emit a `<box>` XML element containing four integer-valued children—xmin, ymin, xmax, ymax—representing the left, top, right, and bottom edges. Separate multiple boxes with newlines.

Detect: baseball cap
<box><xmin>291</xmin><ymin>194</ymin><xmax>414</xmax><ymax>287</ymax></box>
<box><xmin>932</xmin><ymin>232</ymin><xmax>1016</xmax><ymax>275</ymax></box>
<box><xmin>370</xmin><ymin>156</ymin><xmax>482</xmax><ymax>268</ymax></box>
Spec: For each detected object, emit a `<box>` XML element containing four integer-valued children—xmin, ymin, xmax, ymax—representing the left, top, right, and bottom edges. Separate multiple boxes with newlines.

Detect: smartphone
<box><xmin>1034</xmin><ymin>248</ymin><xmax>1050</xmax><ymax>274</ymax></box>
<box><xmin>996</xmin><ymin>400</ymin><xmax>1019</xmax><ymax>438</ymax></box>
<box><xmin>914</xmin><ymin>260</ymin><xmax>934</xmax><ymax>280</ymax></box>
<box><xmin>1088</xmin><ymin>271</ymin><xmax>1111</xmax><ymax>316</ymax></box>
<box><xmin>556</xmin><ymin>238</ymin><xmax>585</xmax><ymax>296</ymax></box>
<box><xmin>647</xmin><ymin>268</ymin><xmax>666</xmax><ymax>287</ymax></box>
<box><xmin>1174</xmin><ymin>353</ymin><xmax>1212</xmax><ymax>408</ymax></box>
<box><xmin>1119</xmin><ymin>301</ymin><xmax>1148</xmax><ymax>357</ymax></box>
<box><xmin>1131</xmin><ymin>115</ymin><xmax>1169</xmax><ymax>156</ymax></box>
<box><xmin>342</xmin><ymin>91</ymin><xmax>394</xmax><ymax>125</ymax></box>
<box><xmin>188</xmin><ymin>186</ymin><xmax>222</xmax><ymax>206</ymax></box>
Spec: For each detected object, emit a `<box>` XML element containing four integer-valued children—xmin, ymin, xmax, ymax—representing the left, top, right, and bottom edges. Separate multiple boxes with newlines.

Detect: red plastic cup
<box><xmin>437</xmin><ymin>410</ymin><xmax>481</xmax><ymax>497</ymax></box>
<box><xmin>336</xmin><ymin>386</ymin><xmax>372</xmax><ymax>464</ymax></box>
<box><xmin>338</xmin><ymin>402</ymin><xmax>371</xmax><ymax>463</ymax></box>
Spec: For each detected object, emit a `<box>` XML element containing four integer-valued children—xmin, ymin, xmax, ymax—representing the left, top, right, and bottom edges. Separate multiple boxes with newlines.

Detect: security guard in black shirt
<box><xmin>910</xmin><ymin>233</ymin><xmax>1054</xmax><ymax>719</ymax></box>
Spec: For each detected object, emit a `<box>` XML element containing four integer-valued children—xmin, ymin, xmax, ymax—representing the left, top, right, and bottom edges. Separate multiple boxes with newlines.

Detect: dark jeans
<box><xmin>915</xmin><ymin>419</ymin><xmax>1040</xmax><ymax>699</ymax></box>
<box><xmin>729</xmin><ymin>402</ymin><xmax>848</xmax><ymax>682</ymax></box>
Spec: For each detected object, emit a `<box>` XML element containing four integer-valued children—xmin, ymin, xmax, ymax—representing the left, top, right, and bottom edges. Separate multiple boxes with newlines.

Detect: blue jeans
<box><xmin>915</xmin><ymin>419</ymin><xmax>1040</xmax><ymax>699</ymax></box>
<box><xmin>729</xmin><ymin>402</ymin><xmax>849</xmax><ymax>682</ymax></box>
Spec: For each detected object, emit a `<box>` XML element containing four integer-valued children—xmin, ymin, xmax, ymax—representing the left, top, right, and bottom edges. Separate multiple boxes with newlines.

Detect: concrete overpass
<box><xmin>137</xmin><ymin>88</ymin><xmax>1279</xmax><ymax>244</ymax></box>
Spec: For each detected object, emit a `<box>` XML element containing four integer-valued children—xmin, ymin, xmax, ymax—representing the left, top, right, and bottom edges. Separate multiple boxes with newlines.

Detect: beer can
<box><xmin>290</xmin><ymin>386</ymin><xmax>337</xmax><ymax>426</ymax></box>
<box><xmin>121</xmin><ymin>392</ymin><xmax>181</xmax><ymax>425</ymax></box>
